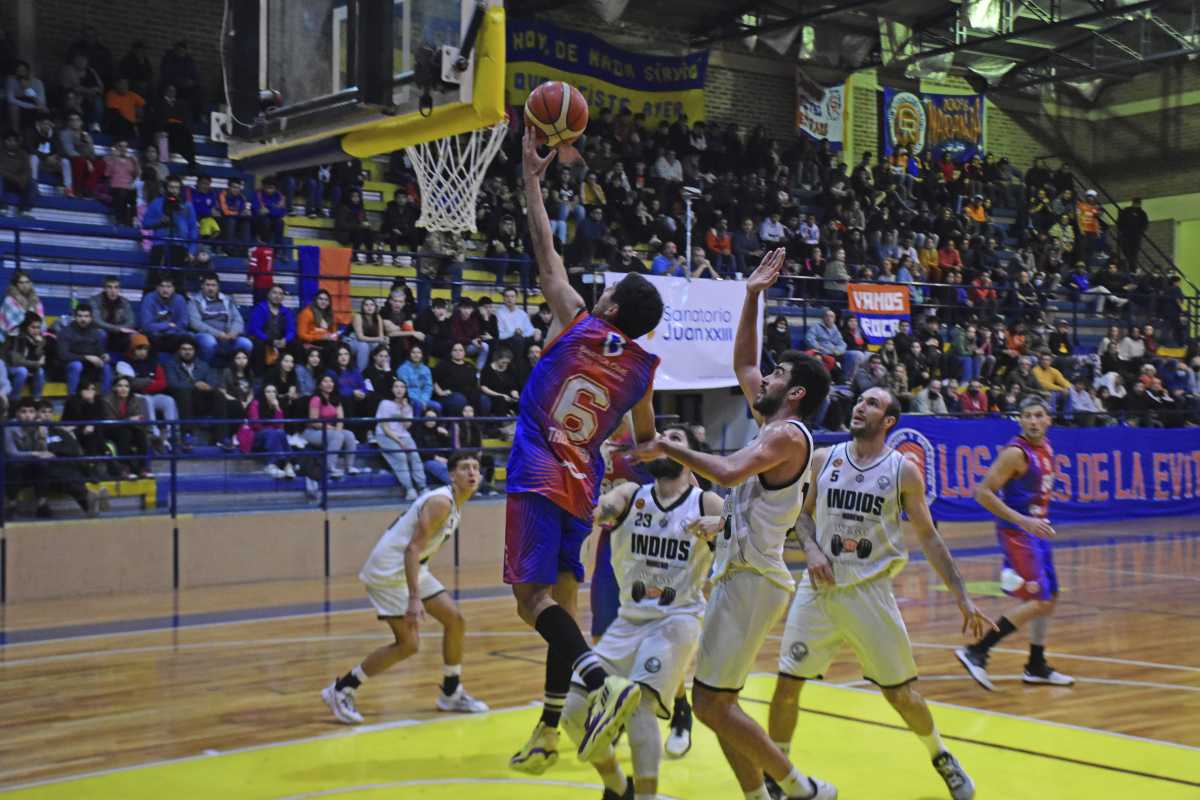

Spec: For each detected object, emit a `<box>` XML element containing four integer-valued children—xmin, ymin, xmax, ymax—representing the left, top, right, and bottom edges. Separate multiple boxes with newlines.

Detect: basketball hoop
<box><xmin>405</xmin><ymin>120</ymin><xmax>509</xmax><ymax>234</ymax></box>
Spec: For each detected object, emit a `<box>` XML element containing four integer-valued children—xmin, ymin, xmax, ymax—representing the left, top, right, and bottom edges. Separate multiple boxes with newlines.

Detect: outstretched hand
<box><xmin>522</xmin><ymin>127</ymin><xmax>558</xmax><ymax>181</ymax></box>
<box><xmin>746</xmin><ymin>247</ymin><xmax>787</xmax><ymax>294</ymax></box>
<box><xmin>623</xmin><ymin>435</ymin><xmax>668</xmax><ymax>463</ymax></box>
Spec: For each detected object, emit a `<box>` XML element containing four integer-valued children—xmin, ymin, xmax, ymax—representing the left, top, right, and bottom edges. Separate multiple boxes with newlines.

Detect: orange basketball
<box><xmin>524</xmin><ymin>81</ymin><xmax>589</xmax><ymax>147</ymax></box>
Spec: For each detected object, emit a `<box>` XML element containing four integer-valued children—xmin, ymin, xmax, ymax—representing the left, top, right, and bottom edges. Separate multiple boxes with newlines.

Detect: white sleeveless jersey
<box><xmin>713</xmin><ymin>419</ymin><xmax>814</xmax><ymax>591</ymax></box>
<box><xmin>359</xmin><ymin>486</ymin><xmax>460</xmax><ymax>586</ymax></box>
<box><xmin>813</xmin><ymin>442</ymin><xmax>908</xmax><ymax>586</ymax></box>
<box><xmin>610</xmin><ymin>484</ymin><xmax>713</xmax><ymax>623</ymax></box>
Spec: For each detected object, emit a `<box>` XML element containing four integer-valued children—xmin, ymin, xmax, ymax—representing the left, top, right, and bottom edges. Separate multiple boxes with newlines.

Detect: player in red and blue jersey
<box><xmin>509</xmin><ymin>127</ymin><xmax>665</xmax><ymax>775</ymax></box>
<box><xmin>956</xmin><ymin>395</ymin><xmax>1076</xmax><ymax>690</ymax></box>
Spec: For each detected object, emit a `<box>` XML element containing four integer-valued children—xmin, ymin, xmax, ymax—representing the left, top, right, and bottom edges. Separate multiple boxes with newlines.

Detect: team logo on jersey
<box><xmin>636</xmin><ymin>498</ymin><xmax>646</xmax><ymax>509</ymax></box>
<box><xmin>833</xmin><ymin>459</ymin><xmax>843</xmax><ymax>468</ymax></box>
<box><xmin>659</xmin><ymin>517</ymin><xmax>669</xmax><ymax>528</ymax></box>
<box><xmin>877</xmin><ymin>476</ymin><xmax>892</xmax><ymax>491</ymax></box>
<box><xmin>603</xmin><ymin>331</ymin><xmax>627</xmax><ymax>357</ymax></box>
<box><xmin>644</xmin><ymin>657</ymin><xmax>662</xmax><ymax>674</ymax></box>
<box><xmin>855</xmin><ymin>474</ymin><xmax>865</xmax><ymax>484</ymax></box>
<box><xmin>886</xmin><ymin>427</ymin><xmax>937</xmax><ymax>504</ymax></box>
<box><xmin>789</xmin><ymin>642</ymin><xmax>809</xmax><ymax>661</ymax></box>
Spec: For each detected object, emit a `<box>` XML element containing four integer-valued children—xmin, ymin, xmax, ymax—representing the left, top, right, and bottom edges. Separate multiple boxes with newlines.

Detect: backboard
<box><xmin>221</xmin><ymin>0</ymin><xmax>505</xmax><ymax>172</ymax></box>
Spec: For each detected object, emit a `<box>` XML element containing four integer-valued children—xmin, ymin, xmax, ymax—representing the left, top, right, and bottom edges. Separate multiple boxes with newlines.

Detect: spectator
<box><xmin>345</xmin><ymin>297</ymin><xmax>386</xmax><ymax>371</ymax></box>
<box><xmin>335</xmin><ymin>189</ymin><xmax>376</xmax><ymax>260</ymax></box>
<box><xmin>380</xmin><ymin>189</ymin><xmax>420</xmax><ymax>254</ymax></box>
<box><xmin>959</xmin><ymin>380</ymin><xmax>989</xmax><ymax>415</ymax></box>
<box><xmin>4</xmin><ymin>398</ymin><xmax>102</xmax><ymax>518</ymax></box>
<box><xmin>118</xmin><ymin>333</ymin><xmax>177</xmax><ymax>449</ymax></box>
<box><xmin>139</xmin><ymin>144</ymin><xmax>167</xmax><ymax>205</ymax></box>
<box><xmin>143</xmin><ymin>175</ymin><xmax>199</xmax><ymax>285</ymax></box>
<box><xmin>60</xmin><ymin>379</ymin><xmax>112</xmax><ymax>474</ymax></box>
<box><xmin>806</xmin><ymin>308</ymin><xmax>854</xmax><ymax>378</ymax></box>
<box><xmin>0</xmin><ymin>129</ymin><xmax>36</xmax><ymax>216</ymax></box>
<box><xmin>495</xmin><ymin>287</ymin><xmax>539</xmax><ymax>363</ymax></box>
<box><xmin>530</xmin><ymin>302</ymin><xmax>555</xmax><ymax>343</ymax></box>
<box><xmin>649</xmin><ymin>241</ymin><xmax>682</xmax><ymax>276</ymax></box>
<box><xmin>412</xmin><ymin>407</ymin><xmax>453</xmax><ymax>486</ymax></box>
<box><xmin>5</xmin><ymin>312</ymin><xmax>46</xmax><ymax>399</ymax></box>
<box><xmin>187</xmin><ymin>173</ymin><xmax>220</xmax><ymax>240</ymax></box>
<box><xmin>398</xmin><ymin>344</ymin><xmax>439</xmax><ymax>416</ymax></box>
<box><xmin>104</xmin><ymin>138</ymin><xmax>138</xmax><ymax>226</ymax></box>
<box><xmin>216</xmin><ymin>349</ymin><xmax>255</xmax><ymax>447</ymax></box>
<box><xmin>6</xmin><ymin>61</ymin><xmax>49</xmax><ymax>132</ymax></box>
<box><xmin>144</xmin><ymin>84</ymin><xmax>197</xmax><ymax>171</ymax></box>
<box><xmin>478</xmin><ymin>346</ymin><xmax>520</xmax><ymax>424</ymax></box>
<box><xmin>453</xmin><ymin>405</ymin><xmax>500</xmax><ymax>495</ymax></box>
<box><xmin>58</xmin><ymin>304</ymin><xmax>112</xmax><ymax>394</ymax></box>
<box><xmin>417</xmin><ymin>229</ymin><xmax>467</xmax><ymax>308</ymax></box>
<box><xmin>850</xmin><ymin>352</ymin><xmax>889</xmax><ymax>398</ymax></box>
<box><xmin>1076</xmin><ymin>189</ymin><xmax>1103</xmax><ymax>260</ymax></box>
<box><xmin>25</xmin><ymin>115</ymin><xmax>65</xmax><ymax>186</ymax></box>
<box><xmin>326</xmin><ymin>344</ymin><xmax>368</xmax><ymax>420</ymax></box>
<box><xmin>247</xmin><ymin>383</ymin><xmax>295</xmax><ymax>478</ymax></box>
<box><xmin>912</xmin><ymin>380</ymin><xmax>949</xmax><ymax>414</ymax></box>
<box><xmin>2</xmin><ymin>270</ymin><xmax>45</xmax><ymax>338</ymax></box>
<box><xmin>103</xmin><ymin>76</ymin><xmax>143</xmax><ymax>141</ymax></box>
<box><xmin>731</xmin><ymin>218</ymin><xmax>764</xmax><ymax>275</ymax></box>
<box><xmin>689</xmin><ymin>247</ymin><xmax>723</xmax><ymax>280</ymax></box>
<box><xmin>262</xmin><ymin>351</ymin><xmax>303</xmax><ymax>422</ymax></box>
<box><xmin>1116</xmin><ymin>197</ymin><xmax>1149</xmax><ymax>267</ymax></box>
<box><xmin>248</xmin><ymin>285</ymin><xmax>296</xmax><ymax>372</ymax></box>
<box><xmin>415</xmin><ymin>298</ymin><xmax>455</xmax><ymax>360</ymax></box>
<box><xmin>58</xmin><ymin>111</ymin><xmax>104</xmax><ymax>198</ymax></box>
<box><xmin>433</xmin><ymin>341</ymin><xmax>480</xmax><ymax>417</ymax></box>
<box><xmin>360</xmin><ymin>345</ymin><xmax>394</xmax><ymax>411</ymax></box>
<box><xmin>375</xmin><ymin>377</ymin><xmax>425</xmax><ymax>499</ymax></box>
<box><xmin>380</xmin><ymin>288</ymin><xmax>425</xmax><ymax>363</ymax></box>
<box><xmin>1118</xmin><ymin>325</ymin><xmax>1147</xmax><ymax>375</ymax></box>
<box><xmin>608</xmin><ymin>243</ymin><xmax>647</xmax><ymax>274</ymax></box>
<box><xmin>59</xmin><ymin>51</ymin><xmax>104</xmax><ymax>128</ymax></box>
<box><xmin>188</xmin><ymin>272</ymin><xmax>251</xmax><ymax>364</ymax></box>
<box><xmin>765</xmin><ymin>315</ymin><xmax>792</xmax><ymax>360</ymax></box>
<box><xmin>253</xmin><ymin>176</ymin><xmax>287</xmax><ymax>244</ymax></box>
<box><xmin>90</xmin><ymin>276</ymin><xmax>137</xmax><ymax>356</ymax></box>
<box><xmin>218</xmin><ymin>177</ymin><xmax>254</xmax><ymax>253</ymax></box>
<box><xmin>296</xmin><ymin>289</ymin><xmax>342</xmax><ymax>361</ymax></box>
<box><xmin>102</xmin><ymin>375</ymin><xmax>152</xmax><ymax>477</ymax></box>
<box><xmin>449</xmin><ymin>298</ymin><xmax>490</xmax><ymax>369</ymax></box>
<box><xmin>159</xmin><ymin>41</ymin><xmax>204</xmax><ymax>123</ymax></box>
<box><xmin>304</xmin><ymin>374</ymin><xmax>362</xmax><ymax>477</ymax></box>
<box><xmin>705</xmin><ymin>218</ymin><xmax>734</xmax><ymax>275</ymax></box>
<box><xmin>118</xmin><ymin>41</ymin><xmax>153</xmax><ymax>98</ymax></box>
<box><xmin>822</xmin><ymin>247</ymin><xmax>850</xmax><ymax>303</ymax></box>
<box><xmin>1067</xmin><ymin>377</ymin><xmax>1106</xmax><ymax>427</ymax></box>
<box><xmin>759</xmin><ymin>211</ymin><xmax>787</xmax><ymax>247</ymax></box>
<box><xmin>165</xmin><ymin>338</ymin><xmax>223</xmax><ymax>445</ymax></box>
<box><xmin>1033</xmin><ymin>351</ymin><xmax>1071</xmax><ymax>403</ymax></box>
<box><xmin>296</xmin><ymin>347</ymin><xmax>325</xmax><ymax>398</ymax></box>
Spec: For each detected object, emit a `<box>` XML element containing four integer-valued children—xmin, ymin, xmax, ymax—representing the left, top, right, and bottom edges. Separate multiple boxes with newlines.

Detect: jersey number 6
<box><xmin>551</xmin><ymin>375</ymin><xmax>612</xmax><ymax>445</ymax></box>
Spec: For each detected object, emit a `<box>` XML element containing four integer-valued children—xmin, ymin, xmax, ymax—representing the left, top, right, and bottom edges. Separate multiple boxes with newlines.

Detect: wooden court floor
<box><xmin>1</xmin><ymin>516</ymin><xmax>1198</xmax><ymax>798</ymax></box>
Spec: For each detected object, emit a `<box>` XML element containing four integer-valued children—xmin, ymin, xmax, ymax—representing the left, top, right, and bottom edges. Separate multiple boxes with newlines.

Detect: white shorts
<box><xmin>694</xmin><ymin>569</ymin><xmax>791</xmax><ymax>693</ymax></box>
<box><xmin>583</xmin><ymin>613</ymin><xmax>702</xmax><ymax>718</ymax></box>
<box><xmin>362</xmin><ymin>565</ymin><xmax>445</xmax><ymax>618</ymax></box>
<box><xmin>778</xmin><ymin>573</ymin><xmax>918</xmax><ymax>688</ymax></box>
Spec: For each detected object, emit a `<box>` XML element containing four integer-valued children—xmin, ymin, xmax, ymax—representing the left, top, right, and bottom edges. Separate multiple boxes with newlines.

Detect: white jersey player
<box><xmin>766</xmin><ymin>388</ymin><xmax>994</xmax><ymax>800</ymax></box>
<box><xmin>629</xmin><ymin>251</ymin><xmax>837</xmax><ymax>800</ymax></box>
<box><xmin>322</xmin><ymin>452</ymin><xmax>489</xmax><ymax>724</ymax></box>
<box><xmin>562</xmin><ymin>424</ymin><xmax>721</xmax><ymax>800</ymax></box>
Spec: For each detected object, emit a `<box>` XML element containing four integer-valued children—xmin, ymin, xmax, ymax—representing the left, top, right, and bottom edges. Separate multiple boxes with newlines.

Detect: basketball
<box><xmin>524</xmin><ymin>81</ymin><xmax>589</xmax><ymax>147</ymax></box>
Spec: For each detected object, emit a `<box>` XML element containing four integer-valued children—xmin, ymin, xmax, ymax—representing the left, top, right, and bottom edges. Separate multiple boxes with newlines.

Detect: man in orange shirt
<box><xmin>103</xmin><ymin>76</ymin><xmax>144</xmax><ymax>141</ymax></box>
<box><xmin>705</xmin><ymin>217</ymin><xmax>733</xmax><ymax>276</ymax></box>
<box><xmin>1076</xmin><ymin>189</ymin><xmax>1102</xmax><ymax>262</ymax></box>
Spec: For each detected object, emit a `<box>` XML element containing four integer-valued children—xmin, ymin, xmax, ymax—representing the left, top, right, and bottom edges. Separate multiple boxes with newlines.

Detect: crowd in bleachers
<box><xmin>2</xmin><ymin>25</ymin><xmax>1199</xmax><ymax>520</ymax></box>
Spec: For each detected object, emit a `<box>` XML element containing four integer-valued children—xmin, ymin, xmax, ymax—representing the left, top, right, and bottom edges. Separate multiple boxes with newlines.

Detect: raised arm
<box><xmin>522</xmin><ymin>128</ymin><xmax>585</xmax><ymax>332</ymax></box>
<box><xmin>901</xmin><ymin>459</ymin><xmax>995</xmax><ymax>638</ymax></box>
<box><xmin>630</xmin><ymin>419</ymin><xmax>804</xmax><ymax>488</ymax></box>
<box><xmin>735</xmin><ymin>248</ymin><xmax>787</xmax><ymax>421</ymax></box>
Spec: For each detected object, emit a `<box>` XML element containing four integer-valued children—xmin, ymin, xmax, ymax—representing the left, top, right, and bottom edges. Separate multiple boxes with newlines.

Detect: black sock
<box><xmin>974</xmin><ymin>616</ymin><xmax>1017</xmax><ymax>653</ymax></box>
<box><xmin>671</xmin><ymin>693</ymin><xmax>692</xmax><ymax>729</ymax></box>
<box><xmin>1028</xmin><ymin>644</ymin><xmax>1046</xmax><ymax>668</ymax></box>
<box><xmin>335</xmin><ymin>671</ymin><xmax>361</xmax><ymax>691</ymax></box>
<box><xmin>539</xmin><ymin>647</ymin><xmax>570</xmax><ymax>728</ymax></box>
<box><xmin>534</xmin><ymin>605</ymin><xmax>607</xmax><ymax>693</ymax></box>
<box><xmin>441</xmin><ymin>674</ymin><xmax>460</xmax><ymax>696</ymax></box>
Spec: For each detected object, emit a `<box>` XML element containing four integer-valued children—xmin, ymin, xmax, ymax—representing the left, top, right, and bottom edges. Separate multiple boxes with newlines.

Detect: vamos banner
<box><xmin>603</xmin><ymin>273</ymin><xmax>756</xmax><ymax>390</ymax></box>
<box><xmin>848</xmin><ymin>283</ymin><xmax>911</xmax><ymax>344</ymax></box>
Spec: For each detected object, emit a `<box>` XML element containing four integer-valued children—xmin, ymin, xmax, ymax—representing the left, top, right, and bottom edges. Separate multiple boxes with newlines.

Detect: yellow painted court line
<box><xmin>5</xmin><ymin>681</ymin><xmax>1198</xmax><ymax>800</ymax></box>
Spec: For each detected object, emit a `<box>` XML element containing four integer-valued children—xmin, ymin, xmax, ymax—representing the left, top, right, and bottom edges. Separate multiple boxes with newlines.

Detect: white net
<box><xmin>405</xmin><ymin>120</ymin><xmax>509</xmax><ymax>234</ymax></box>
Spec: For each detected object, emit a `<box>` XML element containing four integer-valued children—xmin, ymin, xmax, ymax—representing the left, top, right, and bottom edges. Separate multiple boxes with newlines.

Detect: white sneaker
<box><xmin>1023</xmin><ymin>664</ymin><xmax>1075</xmax><ymax>686</ymax></box>
<box><xmin>404</xmin><ymin>488</ymin><xmax>418</xmax><ymax>501</ymax></box>
<box><xmin>664</xmin><ymin>724</ymin><xmax>691</xmax><ymax>759</ymax></box>
<box><xmin>265</xmin><ymin>464</ymin><xmax>285</xmax><ymax>478</ymax></box>
<box><xmin>932</xmin><ymin>752</ymin><xmax>975</xmax><ymax>800</ymax></box>
<box><xmin>436</xmin><ymin>686</ymin><xmax>489</xmax><ymax>713</ymax></box>
<box><xmin>785</xmin><ymin>776</ymin><xmax>837</xmax><ymax>800</ymax></box>
<box><xmin>954</xmin><ymin>647</ymin><xmax>996</xmax><ymax>691</ymax></box>
<box><xmin>283</xmin><ymin>463</ymin><xmax>297</xmax><ymax>479</ymax></box>
<box><xmin>321</xmin><ymin>683</ymin><xmax>364</xmax><ymax>724</ymax></box>
<box><xmin>578</xmin><ymin>676</ymin><xmax>641</xmax><ymax>762</ymax></box>
<box><xmin>305</xmin><ymin>477</ymin><xmax>320</xmax><ymax>499</ymax></box>
<box><xmin>287</xmin><ymin>434</ymin><xmax>308</xmax><ymax>449</ymax></box>
<box><xmin>347</xmin><ymin>466</ymin><xmax>366</xmax><ymax>475</ymax></box>
<box><xmin>509</xmin><ymin>720</ymin><xmax>559</xmax><ymax>774</ymax></box>
<box><xmin>329</xmin><ymin>468</ymin><xmax>345</xmax><ymax>480</ymax></box>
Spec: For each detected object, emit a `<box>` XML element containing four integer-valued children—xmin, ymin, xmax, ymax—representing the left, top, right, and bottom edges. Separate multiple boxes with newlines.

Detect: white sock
<box><xmin>778</xmin><ymin>767</ymin><xmax>812</xmax><ymax>798</ymax></box>
<box><xmin>745</xmin><ymin>787</ymin><xmax>770</xmax><ymax>800</ymax></box>
<box><xmin>348</xmin><ymin>665</ymin><xmax>368</xmax><ymax>690</ymax></box>
<box><xmin>443</xmin><ymin>664</ymin><xmax>462</xmax><ymax>677</ymax></box>
<box><xmin>919</xmin><ymin>728</ymin><xmax>946</xmax><ymax>758</ymax></box>
<box><xmin>773</xmin><ymin>739</ymin><xmax>791</xmax><ymax>757</ymax></box>
<box><xmin>601</xmin><ymin>770</ymin><xmax>627</xmax><ymax>795</ymax></box>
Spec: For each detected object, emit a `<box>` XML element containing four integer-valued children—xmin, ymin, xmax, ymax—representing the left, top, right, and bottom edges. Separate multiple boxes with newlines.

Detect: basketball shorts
<box><xmin>573</xmin><ymin>612</ymin><xmax>702</xmax><ymax>718</ymax></box>
<box><xmin>998</xmin><ymin>527</ymin><xmax>1058</xmax><ymax>601</ymax></box>
<box><xmin>694</xmin><ymin>569</ymin><xmax>791</xmax><ymax>693</ymax></box>
<box><xmin>778</xmin><ymin>572</ymin><xmax>919</xmax><ymax>688</ymax></box>
<box><xmin>503</xmin><ymin>491</ymin><xmax>591</xmax><ymax>586</ymax></box>
<box><xmin>362</xmin><ymin>565</ymin><xmax>444</xmax><ymax>618</ymax></box>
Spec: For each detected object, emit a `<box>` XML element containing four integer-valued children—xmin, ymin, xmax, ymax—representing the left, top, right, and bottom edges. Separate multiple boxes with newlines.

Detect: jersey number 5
<box><xmin>551</xmin><ymin>375</ymin><xmax>612</xmax><ymax>445</ymax></box>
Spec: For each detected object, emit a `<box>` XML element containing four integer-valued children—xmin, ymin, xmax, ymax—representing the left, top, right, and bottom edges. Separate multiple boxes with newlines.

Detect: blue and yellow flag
<box><xmin>506</xmin><ymin>19</ymin><xmax>708</xmax><ymax>127</ymax></box>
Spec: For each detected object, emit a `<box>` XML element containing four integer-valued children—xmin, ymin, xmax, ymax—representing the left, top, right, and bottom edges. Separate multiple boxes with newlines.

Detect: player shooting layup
<box><xmin>956</xmin><ymin>395</ymin><xmax>1075</xmax><ymax>690</ymax></box>
<box><xmin>508</xmin><ymin>128</ymin><xmax>666</xmax><ymax>772</ymax></box>
<box><xmin>767</xmin><ymin>388</ymin><xmax>993</xmax><ymax>800</ymax></box>
<box><xmin>562</xmin><ymin>423</ymin><xmax>721</xmax><ymax>800</ymax></box>
<box><xmin>630</xmin><ymin>252</ymin><xmax>837</xmax><ymax>800</ymax></box>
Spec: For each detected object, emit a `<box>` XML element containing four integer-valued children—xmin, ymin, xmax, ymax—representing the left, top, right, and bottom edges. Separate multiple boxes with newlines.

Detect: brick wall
<box><xmin>704</xmin><ymin>64</ymin><xmax>795</xmax><ymax>140</ymax></box>
<box><xmin>849</xmin><ymin>83</ymin><xmax>877</xmax><ymax>161</ymax></box>
<box><xmin>29</xmin><ymin>0</ymin><xmax>224</xmax><ymax>97</ymax></box>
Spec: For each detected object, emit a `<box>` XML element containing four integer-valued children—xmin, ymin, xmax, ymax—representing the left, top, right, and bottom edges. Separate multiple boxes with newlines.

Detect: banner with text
<box><xmin>848</xmin><ymin>283</ymin><xmax>911</xmax><ymax>344</ymax></box>
<box><xmin>885</xmin><ymin>417</ymin><xmax>1200</xmax><ymax>524</ymax></box>
<box><xmin>882</xmin><ymin>88</ymin><xmax>985</xmax><ymax>162</ymax></box>
<box><xmin>507</xmin><ymin>19</ymin><xmax>708</xmax><ymax>127</ymax></box>
<box><xmin>795</xmin><ymin>68</ymin><xmax>844</xmax><ymax>149</ymax></box>
<box><xmin>603</xmin><ymin>273</ymin><xmax>753</xmax><ymax>390</ymax></box>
